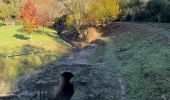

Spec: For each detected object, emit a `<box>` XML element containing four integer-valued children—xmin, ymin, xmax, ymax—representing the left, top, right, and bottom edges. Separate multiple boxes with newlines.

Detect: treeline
<box><xmin>0</xmin><ymin>0</ymin><xmax>170</xmax><ymax>28</ymax></box>
<box><xmin>0</xmin><ymin>0</ymin><xmax>121</xmax><ymax>32</ymax></box>
<box><xmin>119</xmin><ymin>0</ymin><xmax>170</xmax><ymax>23</ymax></box>
<box><xmin>0</xmin><ymin>0</ymin><xmax>59</xmax><ymax>26</ymax></box>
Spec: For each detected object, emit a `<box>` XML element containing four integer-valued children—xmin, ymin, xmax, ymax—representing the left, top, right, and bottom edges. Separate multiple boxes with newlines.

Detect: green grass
<box><xmin>0</xmin><ymin>20</ymin><xmax>5</xmax><ymax>27</ymax></box>
<box><xmin>89</xmin><ymin>38</ymin><xmax>120</xmax><ymax>99</ymax></box>
<box><xmin>103</xmin><ymin>39</ymin><xmax>120</xmax><ymax>100</ymax></box>
<box><xmin>0</xmin><ymin>23</ymin><xmax>71</xmax><ymax>94</ymax></box>
<box><xmin>0</xmin><ymin>26</ymin><xmax>70</xmax><ymax>54</ymax></box>
<box><xmin>115</xmin><ymin>24</ymin><xmax>170</xmax><ymax>99</ymax></box>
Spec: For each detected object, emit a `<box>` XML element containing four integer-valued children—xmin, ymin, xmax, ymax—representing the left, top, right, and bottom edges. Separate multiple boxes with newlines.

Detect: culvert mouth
<box><xmin>56</xmin><ymin>72</ymin><xmax>74</xmax><ymax>100</ymax></box>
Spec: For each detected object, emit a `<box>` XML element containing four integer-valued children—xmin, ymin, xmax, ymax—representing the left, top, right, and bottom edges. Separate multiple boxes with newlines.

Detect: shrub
<box><xmin>119</xmin><ymin>0</ymin><xmax>144</xmax><ymax>22</ymax></box>
<box><xmin>119</xmin><ymin>0</ymin><xmax>170</xmax><ymax>23</ymax></box>
<box><xmin>0</xmin><ymin>2</ymin><xmax>19</xmax><ymax>25</ymax></box>
<box><xmin>146</xmin><ymin>0</ymin><xmax>166</xmax><ymax>22</ymax></box>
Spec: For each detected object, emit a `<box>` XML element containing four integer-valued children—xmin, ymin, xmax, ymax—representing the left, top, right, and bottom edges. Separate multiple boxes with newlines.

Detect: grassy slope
<box><xmin>115</xmin><ymin>23</ymin><xmax>170</xmax><ymax>99</ymax></box>
<box><xmin>90</xmin><ymin>23</ymin><xmax>170</xmax><ymax>99</ymax></box>
<box><xmin>0</xmin><ymin>23</ymin><xmax>71</xmax><ymax>94</ymax></box>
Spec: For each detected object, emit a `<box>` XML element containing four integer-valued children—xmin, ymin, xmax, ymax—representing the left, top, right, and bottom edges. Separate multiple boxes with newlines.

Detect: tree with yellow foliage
<box><xmin>88</xmin><ymin>0</ymin><xmax>121</xmax><ymax>25</ymax></box>
<box><xmin>61</xmin><ymin>0</ymin><xmax>121</xmax><ymax>33</ymax></box>
<box><xmin>60</xmin><ymin>0</ymin><xmax>91</xmax><ymax>33</ymax></box>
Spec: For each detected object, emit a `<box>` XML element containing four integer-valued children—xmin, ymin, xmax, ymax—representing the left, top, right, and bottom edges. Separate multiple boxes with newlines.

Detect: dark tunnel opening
<box><xmin>56</xmin><ymin>72</ymin><xmax>74</xmax><ymax>100</ymax></box>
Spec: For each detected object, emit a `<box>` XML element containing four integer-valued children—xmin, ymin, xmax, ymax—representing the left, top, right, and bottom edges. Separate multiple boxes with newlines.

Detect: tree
<box><xmin>88</xmin><ymin>0</ymin><xmax>121</xmax><ymax>24</ymax></box>
<box><xmin>146</xmin><ymin>0</ymin><xmax>166</xmax><ymax>23</ymax></box>
<box><xmin>20</xmin><ymin>0</ymin><xmax>40</xmax><ymax>42</ymax></box>
<box><xmin>35</xmin><ymin>0</ymin><xmax>57</xmax><ymax>28</ymax></box>
<box><xmin>0</xmin><ymin>2</ymin><xmax>20</xmax><ymax>25</ymax></box>
<box><xmin>60</xmin><ymin>0</ymin><xmax>121</xmax><ymax>33</ymax></box>
<box><xmin>120</xmin><ymin>0</ymin><xmax>144</xmax><ymax>22</ymax></box>
<box><xmin>163</xmin><ymin>0</ymin><xmax>170</xmax><ymax>22</ymax></box>
<box><xmin>60</xmin><ymin>0</ymin><xmax>92</xmax><ymax>33</ymax></box>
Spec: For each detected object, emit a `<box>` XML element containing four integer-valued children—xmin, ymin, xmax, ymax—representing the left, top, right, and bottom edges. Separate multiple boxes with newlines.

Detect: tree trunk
<box><xmin>30</xmin><ymin>32</ymin><xmax>33</xmax><ymax>42</ymax></box>
<box><xmin>75</xmin><ymin>19</ymin><xmax>81</xmax><ymax>34</ymax></box>
<box><xmin>158</xmin><ymin>13</ymin><xmax>161</xmax><ymax>23</ymax></box>
<box><xmin>132</xmin><ymin>12</ymin><xmax>136</xmax><ymax>22</ymax></box>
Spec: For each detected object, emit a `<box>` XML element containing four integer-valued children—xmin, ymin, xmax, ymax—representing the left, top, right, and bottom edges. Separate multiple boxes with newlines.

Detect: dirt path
<box><xmin>55</xmin><ymin>44</ymin><xmax>96</xmax><ymax>65</ymax></box>
<box><xmin>81</xmin><ymin>38</ymin><xmax>127</xmax><ymax>100</ymax></box>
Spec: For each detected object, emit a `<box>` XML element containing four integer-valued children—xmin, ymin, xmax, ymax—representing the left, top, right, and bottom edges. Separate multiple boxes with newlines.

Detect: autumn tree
<box><xmin>88</xmin><ymin>0</ymin><xmax>121</xmax><ymax>25</ymax></box>
<box><xmin>60</xmin><ymin>0</ymin><xmax>121</xmax><ymax>34</ymax></box>
<box><xmin>59</xmin><ymin>0</ymin><xmax>92</xmax><ymax>33</ymax></box>
<box><xmin>20</xmin><ymin>0</ymin><xmax>40</xmax><ymax>42</ymax></box>
<box><xmin>35</xmin><ymin>0</ymin><xmax>57</xmax><ymax>28</ymax></box>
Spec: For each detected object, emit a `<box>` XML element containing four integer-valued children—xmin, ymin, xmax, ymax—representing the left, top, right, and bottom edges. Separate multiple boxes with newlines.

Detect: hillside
<box><xmin>102</xmin><ymin>22</ymin><xmax>170</xmax><ymax>99</ymax></box>
<box><xmin>0</xmin><ymin>24</ymin><xmax>72</xmax><ymax>95</ymax></box>
<box><xmin>0</xmin><ymin>0</ymin><xmax>170</xmax><ymax>99</ymax></box>
<box><xmin>3</xmin><ymin>22</ymin><xmax>169</xmax><ymax>100</ymax></box>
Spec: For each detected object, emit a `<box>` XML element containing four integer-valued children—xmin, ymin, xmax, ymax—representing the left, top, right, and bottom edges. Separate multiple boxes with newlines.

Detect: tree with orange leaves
<box><xmin>20</xmin><ymin>0</ymin><xmax>40</xmax><ymax>42</ymax></box>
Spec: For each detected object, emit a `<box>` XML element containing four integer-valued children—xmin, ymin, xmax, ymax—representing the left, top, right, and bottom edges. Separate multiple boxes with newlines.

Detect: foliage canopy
<box><xmin>63</xmin><ymin>0</ymin><xmax>121</xmax><ymax>33</ymax></box>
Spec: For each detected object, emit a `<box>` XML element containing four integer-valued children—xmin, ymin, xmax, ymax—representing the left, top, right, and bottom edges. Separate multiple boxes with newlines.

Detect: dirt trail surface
<box><xmin>1</xmin><ymin>22</ymin><xmax>169</xmax><ymax>100</ymax></box>
<box><xmin>55</xmin><ymin>45</ymin><xmax>96</xmax><ymax>65</ymax></box>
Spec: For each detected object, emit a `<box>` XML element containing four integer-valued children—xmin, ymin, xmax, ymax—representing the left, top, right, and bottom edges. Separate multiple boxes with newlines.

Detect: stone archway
<box><xmin>56</xmin><ymin>72</ymin><xmax>74</xmax><ymax>100</ymax></box>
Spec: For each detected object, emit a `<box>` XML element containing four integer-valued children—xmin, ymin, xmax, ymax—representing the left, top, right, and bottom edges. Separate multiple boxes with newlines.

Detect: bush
<box><xmin>0</xmin><ymin>2</ymin><xmax>19</xmax><ymax>24</ymax></box>
<box><xmin>0</xmin><ymin>3</ymin><xmax>10</xmax><ymax>19</ymax></box>
<box><xmin>145</xmin><ymin>0</ymin><xmax>166</xmax><ymax>22</ymax></box>
<box><xmin>119</xmin><ymin>0</ymin><xmax>144</xmax><ymax>22</ymax></box>
<box><xmin>119</xmin><ymin>0</ymin><xmax>170</xmax><ymax>23</ymax></box>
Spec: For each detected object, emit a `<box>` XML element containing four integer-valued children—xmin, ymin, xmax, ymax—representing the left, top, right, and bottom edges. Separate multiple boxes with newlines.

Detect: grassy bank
<box><xmin>0</xmin><ymin>24</ymin><xmax>71</xmax><ymax>94</ymax></box>
<box><xmin>115</xmin><ymin>23</ymin><xmax>170</xmax><ymax>99</ymax></box>
<box><xmin>90</xmin><ymin>23</ymin><xmax>170</xmax><ymax>99</ymax></box>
